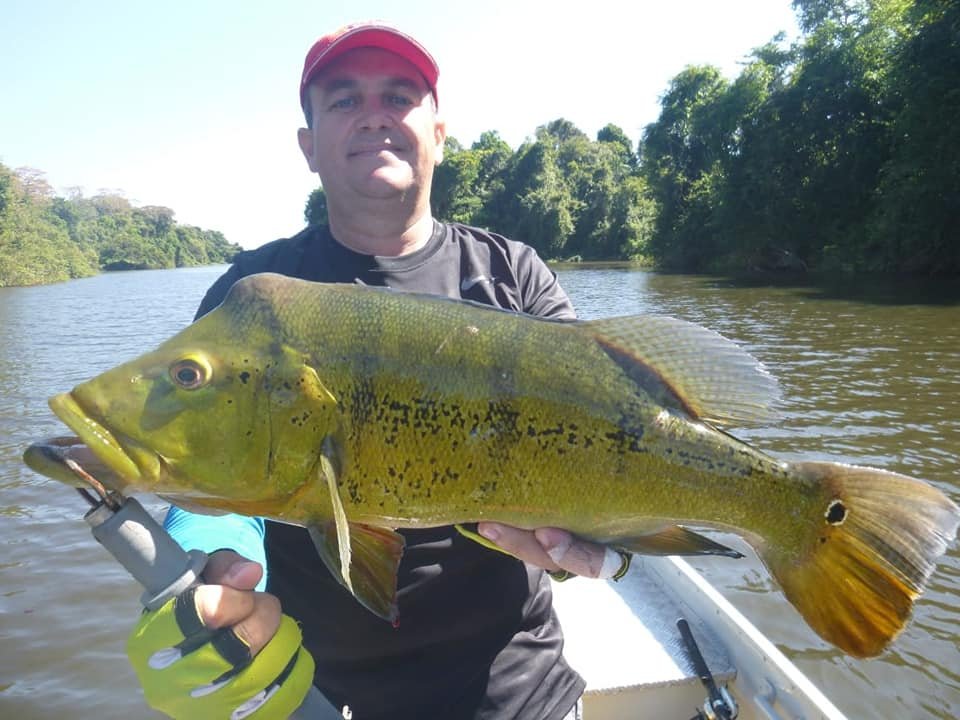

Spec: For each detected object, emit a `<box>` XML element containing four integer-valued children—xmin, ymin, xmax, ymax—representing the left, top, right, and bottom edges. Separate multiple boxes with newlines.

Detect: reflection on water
<box><xmin>1</xmin><ymin>265</ymin><xmax>958</xmax><ymax>718</ymax></box>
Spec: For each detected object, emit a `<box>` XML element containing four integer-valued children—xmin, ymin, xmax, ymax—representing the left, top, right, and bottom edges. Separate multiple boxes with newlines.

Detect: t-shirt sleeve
<box><xmin>515</xmin><ymin>245</ymin><xmax>577</xmax><ymax>320</ymax></box>
<box><xmin>164</xmin><ymin>506</ymin><xmax>268</xmax><ymax>590</ymax></box>
<box><xmin>194</xmin><ymin>263</ymin><xmax>244</xmax><ymax>320</ymax></box>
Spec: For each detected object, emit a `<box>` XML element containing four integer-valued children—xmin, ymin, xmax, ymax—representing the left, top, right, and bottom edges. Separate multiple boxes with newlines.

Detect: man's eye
<box><xmin>387</xmin><ymin>94</ymin><xmax>413</xmax><ymax>108</ymax></box>
<box><xmin>330</xmin><ymin>97</ymin><xmax>356</xmax><ymax>110</ymax></box>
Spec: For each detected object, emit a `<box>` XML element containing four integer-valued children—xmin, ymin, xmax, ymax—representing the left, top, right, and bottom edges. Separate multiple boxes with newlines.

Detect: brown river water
<box><xmin>1</xmin><ymin>265</ymin><xmax>958</xmax><ymax>719</ymax></box>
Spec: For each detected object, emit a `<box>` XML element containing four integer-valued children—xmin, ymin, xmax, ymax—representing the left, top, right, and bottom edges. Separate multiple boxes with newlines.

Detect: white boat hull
<box><xmin>551</xmin><ymin>555</ymin><xmax>848</xmax><ymax>720</ymax></box>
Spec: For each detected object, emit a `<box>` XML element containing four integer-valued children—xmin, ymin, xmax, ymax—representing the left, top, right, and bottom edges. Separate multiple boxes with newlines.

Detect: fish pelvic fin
<box><xmin>764</xmin><ymin>461</ymin><xmax>959</xmax><ymax>658</ymax></box>
<box><xmin>583</xmin><ymin>315</ymin><xmax>781</xmax><ymax>426</ymax></box>
<box><xmin>309</xmin><ymin>521</ymin><xmax>404</xmax><ymax>624</ymax></box>
<box><xmin>308</xmin><ymin>436</ymin><xmax>404</xmax><ymax>623</ymax></box>
<box><xmin>454</xmin><ymin>524</ymin><xmax>520</xmax><ymax>557</ymax></box>
<box><xmin>616</xmin><ymin>526</ymin><xmax>744</xmax><ymax>558</ymax></box>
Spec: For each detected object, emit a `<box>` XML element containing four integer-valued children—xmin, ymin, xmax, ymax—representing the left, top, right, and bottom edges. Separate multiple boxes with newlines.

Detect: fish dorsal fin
<box><xmin>583</xmin><ymin>315</ymin><xmax>781</xmax><ymax>426</ymax></box>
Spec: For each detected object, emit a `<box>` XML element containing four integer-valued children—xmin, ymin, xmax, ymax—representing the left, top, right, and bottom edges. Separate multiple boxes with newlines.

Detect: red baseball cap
<box><xmin>300</xmin><ymin>22</ymin><xmax>440</xmax><ymax>111</ymax></box>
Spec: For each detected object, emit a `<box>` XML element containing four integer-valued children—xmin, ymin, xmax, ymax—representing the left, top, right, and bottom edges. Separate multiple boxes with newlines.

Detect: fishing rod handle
<box><xmin>85</xmin><ymin>496</ymin><xmax>342</xmax><ymax>718</ymax></box>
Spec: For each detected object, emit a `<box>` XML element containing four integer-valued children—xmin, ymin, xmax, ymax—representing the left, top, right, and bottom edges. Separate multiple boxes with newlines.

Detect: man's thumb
<box><xmin>203</xmin><ymin>549</ymin><xmax>264</xmax><ymax>590</ymax></box>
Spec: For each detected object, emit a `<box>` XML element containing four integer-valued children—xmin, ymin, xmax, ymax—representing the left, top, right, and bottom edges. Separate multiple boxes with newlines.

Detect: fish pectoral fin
<box><xmin>617</xmin><ymin>526</ymin><xmax>744</xmax><ymax>558</ymax></box>
<box><xmin>308</xmin><ymin>522</ymin><xmax>404</xmax><ymax>624</ymax></box>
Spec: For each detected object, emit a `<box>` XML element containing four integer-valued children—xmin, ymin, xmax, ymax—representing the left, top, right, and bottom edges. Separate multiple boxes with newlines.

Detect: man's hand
<box><xmin>126</xmin><ymin>550</ymin><xmax>314</xmax><ymax>719</ymax></box>
<box><xmin>196</xmin><ymin>550</ymin><xmax>280</xmax><ymax>654</ymax></box>
<box><xmin>476</xmin><ymin>524</ymin><xmax>628</xmax><ymax>580</ymax></box>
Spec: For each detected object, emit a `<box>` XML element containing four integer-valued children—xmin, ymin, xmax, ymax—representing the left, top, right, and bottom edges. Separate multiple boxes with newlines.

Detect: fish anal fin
<box><xmin>617</xmin><ymin>526</ymin><xmax>744</xmax><ymax>558</ymax></box>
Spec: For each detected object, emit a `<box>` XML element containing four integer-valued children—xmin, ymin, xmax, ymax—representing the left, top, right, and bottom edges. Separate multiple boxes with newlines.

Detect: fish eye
<box><xmin>170</xmin><ymin>359</ymin><xmax>209</xmax><ymax>390</ymax></box>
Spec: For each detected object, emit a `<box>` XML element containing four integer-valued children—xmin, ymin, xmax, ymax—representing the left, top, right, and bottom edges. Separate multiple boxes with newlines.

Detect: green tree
<box><xmin>0</xmin><ymin>162</ymin><xmax>240</xmax><ymax>286</ymax></box>
<box><xmin>305</xmin><ymin>187</ymin><xmax>329</xmax><ymax>226</ymax></box>
<box><xmin>868</xmin><ymin>0</ymin><xmax>960</xmax><ymax>273</ymax></box>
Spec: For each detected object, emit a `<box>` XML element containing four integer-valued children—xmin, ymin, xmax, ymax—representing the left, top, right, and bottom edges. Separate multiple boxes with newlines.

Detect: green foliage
<box><xmin>429</xmin><ymin>122</ymin><xmax>654</xmax><ymax>261</ymax></box>
<box><xmin>639</xmin><ymin>0</ymin><xmax>957</xmax><ymax>274</ymax></box>
<box><xmin>305</xmin><ymin>187</ymin><xmax>329</xmax><ymax>226</ymax></box>
<box><xmin>0</xmin><ymin>164</ymin><xmax>241</xmax><ymax>287</ymax></box>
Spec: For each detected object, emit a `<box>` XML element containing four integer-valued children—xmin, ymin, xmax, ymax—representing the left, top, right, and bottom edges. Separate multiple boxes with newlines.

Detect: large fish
<box><xmin>35</xmin><ymin>273</ymin><xmax>959</xmax><ymax>658</ymax></box>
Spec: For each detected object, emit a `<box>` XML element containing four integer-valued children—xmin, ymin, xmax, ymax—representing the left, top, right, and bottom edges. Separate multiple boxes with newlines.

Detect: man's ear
<box><xmin>298</xmin><ymin>127</ymin><xmax>318</xmax><ymax>172</ymax></box>
<box><xmin>434</xmin><ymin>118</ymin><xmax>447</xmax><ymax>165</ymax></box>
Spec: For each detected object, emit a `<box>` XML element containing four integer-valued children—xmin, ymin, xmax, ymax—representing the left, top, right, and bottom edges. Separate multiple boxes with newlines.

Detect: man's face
<box><xmin>299</xmin><ymin>47</ymin><xmax>445</xmax><ymax>207</ymax></box>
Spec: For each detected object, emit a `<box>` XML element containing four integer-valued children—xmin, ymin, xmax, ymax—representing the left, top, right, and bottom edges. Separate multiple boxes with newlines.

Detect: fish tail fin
<box><xmin>762</xmin><ymin>461</ymin><xmax>958</xmax><ymax>658</ymax></box>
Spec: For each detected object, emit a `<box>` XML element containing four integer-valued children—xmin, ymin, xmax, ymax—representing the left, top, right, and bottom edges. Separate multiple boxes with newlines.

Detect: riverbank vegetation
<box><xmin>321</xmin><ymin>0</ymin><xmax>959</xmax><ymax>275</ymax></box>
<box><xmin>0</xmin><ymin>163</ymin><xmax>240</xmax><ymax>287</ymax></box>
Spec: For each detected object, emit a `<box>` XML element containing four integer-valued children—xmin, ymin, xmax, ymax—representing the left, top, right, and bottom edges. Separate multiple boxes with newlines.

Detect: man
<box><xmin>128</xmin><ymin>22</ymin><xmax>620</xmax><ymax>720</ymax></box>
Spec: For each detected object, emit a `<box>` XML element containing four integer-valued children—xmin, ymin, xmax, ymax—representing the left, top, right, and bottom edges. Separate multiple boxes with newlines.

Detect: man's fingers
<box><xmin>478</xmin><ymin>523</ymin><xmax>613</xmax><ymax>578</ymax></box>
<box><xmin>192</xmin><ymin>584</ymin><xmax>255</xmax><ymax>630</ymax></box>
<box><xmin>479</xmin><ymin>522</ymin><xmax>560</xmax><ymax>571</ymax></box>
<box><xmin>192</xmin><ymin>551</ymin><xmax>279</xmax><ymax>657</ymax></box>
<box><xmin>227</xmin><ymin>592</ymin><xmax>282</xmax><ymax>657</ymax></box>
<box><xmin>534</xmin><ymin>527</ymin><xmax>610</xmax><ymax>578</ymax></box>
<box><xmin>192</xmin><ymin>585</ymin><xmax>281</xmax><ymax>657</ymax></box>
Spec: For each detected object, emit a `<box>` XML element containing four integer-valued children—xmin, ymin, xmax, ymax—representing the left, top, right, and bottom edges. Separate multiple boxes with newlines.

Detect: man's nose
<box><xmin>357</xmin><ymin>104</ymin><xmax>395</xmax><ymax>130</ymax></box>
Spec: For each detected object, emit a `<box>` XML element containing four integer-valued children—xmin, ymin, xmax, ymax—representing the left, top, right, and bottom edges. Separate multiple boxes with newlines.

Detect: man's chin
<box><xmin>357</xmin><ymin>170</ymin><xmax>417</xmax><ymax>198</ymax></box>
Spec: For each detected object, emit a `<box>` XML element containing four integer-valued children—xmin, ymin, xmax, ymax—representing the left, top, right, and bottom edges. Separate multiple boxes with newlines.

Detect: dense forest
<box><xmin>0</xmin><ymin>163</ymin><xmax>240</xmax><ymax>287</ymax></box>
<box><xmin>310</xmin><ymin>0</ymin><xmax>958</xmax><ymax>275</ymax></box>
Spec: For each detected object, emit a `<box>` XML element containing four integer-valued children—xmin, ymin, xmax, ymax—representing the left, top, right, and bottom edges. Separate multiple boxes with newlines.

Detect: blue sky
<box><xmin>2</xmin><ymin>0</ymin><xmax>799</xmax><ymax>249</ymax></box>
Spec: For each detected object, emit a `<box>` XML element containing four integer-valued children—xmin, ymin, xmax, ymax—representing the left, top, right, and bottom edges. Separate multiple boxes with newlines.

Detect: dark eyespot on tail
<box><xmin>825</xmin><ymin>499</ymin><xmax>847</xmax><ymax>525</ymax></box>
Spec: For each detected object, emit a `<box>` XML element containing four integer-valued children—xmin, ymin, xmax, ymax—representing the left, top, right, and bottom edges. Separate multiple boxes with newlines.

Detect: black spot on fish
<box><xmin>826</xmin><ymin>500</ymin><xmax>847</xmax><ymax>525</ymax></box>
<box><xmin>483</xmin><ymin>400</ymin><xmax>522</xmax><ymax>464</ymax></box>
<box><xmin>412</xmin><ymin>397</ymin><xmax>445</xmax><ymax>437</ymax></box>
<box><xmin>348</xmin><ymin>378</ymin><xmax>377</xmax><ymax>431</ymax></box>
<box><xmin>604</xmin><ymin>428</ymin><xmax>644</xmax><ymax>455</ymax></box>
<box><xmin>346</xmin><ymin>481</ymin><xmax>362</xmax><ymax>504</ymax></box>
<box><xmin>239</xmin><ymin>371</ymin><xmax>251</xmax><ymax>384</ymax></box>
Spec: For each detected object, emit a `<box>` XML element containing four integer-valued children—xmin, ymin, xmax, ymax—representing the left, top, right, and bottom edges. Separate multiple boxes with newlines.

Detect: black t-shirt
<box><xmin>194</xmin><ymin>222</ymin><xmax>585</xmax><ymax>720</ymax></box>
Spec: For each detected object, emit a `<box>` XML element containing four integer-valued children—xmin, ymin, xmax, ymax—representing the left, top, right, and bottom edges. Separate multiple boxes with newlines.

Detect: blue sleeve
<box><xmin>163</xmin><ymin>506</ymin><xmax>268</xmax><ymax>591</ymax></box>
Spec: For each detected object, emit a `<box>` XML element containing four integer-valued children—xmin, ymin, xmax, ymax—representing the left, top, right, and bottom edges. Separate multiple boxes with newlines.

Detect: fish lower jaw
<box><xmin>48</xmin><ymin>392</ymin><xmax>153</xmax><ymax>489</ymax></box>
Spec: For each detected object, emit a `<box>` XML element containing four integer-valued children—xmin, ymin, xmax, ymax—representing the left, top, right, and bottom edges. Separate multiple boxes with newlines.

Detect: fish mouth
<box><xmin>47</xmin><ymin>392</ymin><xmax>160</xmax><ymax>490</ymax></box>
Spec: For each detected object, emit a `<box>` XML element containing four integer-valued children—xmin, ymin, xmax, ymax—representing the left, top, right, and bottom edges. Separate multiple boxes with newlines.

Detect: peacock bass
<box><xmin>35</xmin><ymin>273</ymin><xmax>959</xmax><ymax>658</ymax></box>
